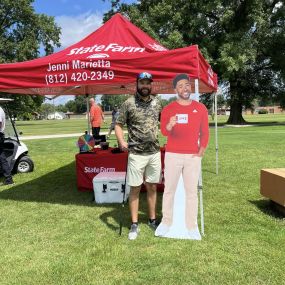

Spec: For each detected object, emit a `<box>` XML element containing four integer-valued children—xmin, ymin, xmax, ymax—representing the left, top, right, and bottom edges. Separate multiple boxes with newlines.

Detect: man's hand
<box><xmin>119</xmin><ymin>141</ymin><xmax>129</xmax><ymax>151</ymax></box>
<box><xmin>194</xmin><ymin>147</ymin><xmax>206</xmax><ymax>157</ymax></box>
<box><xmin>166</xmin><ymin>115</ymin><xmax>177</xmax><ymax>131</ymax></box>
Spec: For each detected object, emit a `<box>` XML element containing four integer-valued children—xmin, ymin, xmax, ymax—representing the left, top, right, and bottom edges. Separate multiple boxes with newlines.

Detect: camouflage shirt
<box><xmin>116</xmin><ymin>93</ymin><xmax>162</xmax><ymax>155</ymax></box>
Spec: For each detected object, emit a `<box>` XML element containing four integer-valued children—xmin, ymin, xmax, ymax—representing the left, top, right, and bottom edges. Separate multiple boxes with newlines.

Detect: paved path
<box><xmin>19</xmin><ymin>125</ymin><xmax>228</xmax><ymax>141</ymax></box>
<box><xmin>20</xmin><ymin>133</ymin><xmax>85</xmax><ymax>140</ymax></box>
<box><xmin>19</xmin><ymin>131</ymin><xmax>127</xmax><ymax>140</ymax></box>
<box><xmin>19</xmin><ymin>124</ymin><xmax>255</xmax><ymax>140</ymax></box>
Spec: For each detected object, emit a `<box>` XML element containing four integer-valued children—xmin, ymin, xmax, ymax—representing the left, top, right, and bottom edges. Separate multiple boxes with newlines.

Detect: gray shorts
<box><xmin>127</xmin><ymin>152</ymin><xmax>161</xmax><ymax>187</ymax></box>
<box><xmin>109</xmin><ymin>123</ymin><xmax>115</xmax><ymax>131</ymax></box>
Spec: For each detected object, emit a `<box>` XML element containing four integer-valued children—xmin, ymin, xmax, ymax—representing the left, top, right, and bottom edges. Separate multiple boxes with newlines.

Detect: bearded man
<box><xmin>155</xmin><ymin>74</ymin><xmax>209</xmax><ymax>240</ymax></box>
<box><xmin>115</xmin><ymin>72</ymin><xmax>162</xmax><ymax>240</ymax></box>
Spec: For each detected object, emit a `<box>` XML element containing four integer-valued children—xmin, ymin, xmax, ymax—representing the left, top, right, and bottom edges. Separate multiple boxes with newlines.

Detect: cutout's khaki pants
<box><xmin>162</xmin><ymin>152</ymin><xmax>201</xmax><ymax>230</ymax></box>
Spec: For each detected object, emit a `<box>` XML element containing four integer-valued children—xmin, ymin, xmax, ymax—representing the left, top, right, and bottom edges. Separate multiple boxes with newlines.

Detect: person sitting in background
<box><xmin>0</xmin><ymin>105</ymin><xmax>14</xmax><ymax>185</ymax></box>
<box><xmin>107</xmin><ymin>105</ymin><xmax>119</xmax><ymax>139</ymax></box>
<box><xmin>89</xmin><ymin>98</ymin><xmax>104</xmax><ymax>139</ymax></box>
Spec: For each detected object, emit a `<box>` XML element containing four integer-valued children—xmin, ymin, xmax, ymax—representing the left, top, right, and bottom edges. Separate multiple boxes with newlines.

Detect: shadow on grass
<box><xmin>99</xmin><ymin>192</ymin><xmax>163</xmax><ymax>233</ymax></box>
<box><xmin>202</xmin><ymin>169</ymin><xmax>217</xmax><ymax>175</ymax></box>
<box><xmin>0</xmin><ymin>161</ymin><xmax>164</xmax><ymax>233</ymax></box>
<box><xmin>249</xmin><ymin>199</ymin><xmax>285</xmax><ymax>219</ymax></box>
<box><xmin>99</xmin><ymin>205</ymin><xmax>130</xmax><ymax>233</ymax></box>
<box><xmin>209</xmin><ymin>122</ymin><xmax>227</xmax><ymax>127</ymax></box>
<box><xmin>0</xmin><ymin>161</ymin><xmax>97</xmax><ymax>207</ymax></box>
<box><xmin>242</xmin><ymin>121</ymin><xmax>285</xmax><ymax>126</ymax></box>
<box><xmin>209</xmin><ymin>121</ymin><xmax>285</xmax><ymax>128</ymax></box>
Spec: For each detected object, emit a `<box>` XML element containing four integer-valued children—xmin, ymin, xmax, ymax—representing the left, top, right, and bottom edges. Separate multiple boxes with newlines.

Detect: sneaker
<box><xmin>2</xmin><ymin>179</ymin><xmax>14</xmax><ymax>186</ymax></box>
<box><xmin>155</xmin><ymin>223</ymin><xmax>170</xmax><ymax>237</ymax></box>
<box><xmin>188</xmin><ymin>227</ymin><xmax>202</xmax><ymax>240</ymax></box>
<box><xmin>148</xmin><ymin>219</ymin><xmax>160</xmax><ymax>230</ymax></box>
<box><xmin>128</xmin><ymin>224</ymin><xmax>139</xmax><ymax>240</ymax></box>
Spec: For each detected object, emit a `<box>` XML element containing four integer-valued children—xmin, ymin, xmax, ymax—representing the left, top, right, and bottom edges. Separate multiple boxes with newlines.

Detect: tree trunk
<box><xmin>227</xmin><ymin>100</ymin><xmax>246</xmax><ymax>124</ymax></box>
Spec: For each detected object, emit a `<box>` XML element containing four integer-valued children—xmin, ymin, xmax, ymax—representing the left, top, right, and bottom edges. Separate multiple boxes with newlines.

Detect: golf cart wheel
<box><xmin>16</xmin><ymin>156</ymin><xmax>34</xmax><ymax>173</ymax></box>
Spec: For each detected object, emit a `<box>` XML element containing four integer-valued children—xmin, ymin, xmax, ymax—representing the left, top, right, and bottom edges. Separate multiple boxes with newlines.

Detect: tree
<box><xmin>105</xmin><ymin>0</ymin><xmax>285</xmax><ymax>124</ymax></box>
<box><xmin>64</xmin><ymin>96</ymin><xmax>95</xmax><ymax>114</ymax></box>
<box><xmin>65</xmin><ymin>100</ymin><xmax>77</xmax><ymax>113</ymax></box>
<box><xmin>40</xmin><ymin>103</ymin><xmax>55</xmax><ymax>119</ymax></box>
<box><xmin>158</xmin><ymin>96</ymin><xmax>177</xmax><ymax>108</ymax></box>
<box><xmin>56</xmin><ymin>104</ymin><xmax>68</xmax><ymax>113</ymax></box>
<box><xmin>7</xmin><ymin>95</ymin><xmax>45</xmax><ymax>120</ymax></box>
<box><xmin>74</xmin><ymin>96</ymin><xmax>88</xmax><ymax>113</ymax></box>
<box><xmin>101</xmin><ymin>94</ymin><xmax>129</xmax><ymax>111</ymax></box>
<box><xmin>0</xmin><ymin>0</ymin><xmax>61</xmax><ymax>117</ymax></box>
<box><xmin>200</xmin><ymin>93</ymin><xmax>226</xmax><ymax>114</ymax></box>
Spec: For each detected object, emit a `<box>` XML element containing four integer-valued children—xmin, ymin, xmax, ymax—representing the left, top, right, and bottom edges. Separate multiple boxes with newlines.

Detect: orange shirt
<box><xmin>90</xmin><ymin>105</ymin><xmax>103</xmax><ymax>127</ymax></box>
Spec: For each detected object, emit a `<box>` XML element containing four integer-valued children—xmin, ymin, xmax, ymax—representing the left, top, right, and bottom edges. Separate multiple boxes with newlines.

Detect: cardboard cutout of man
<box><xmin>115</xmin><ymin>72</ymin><xmax>162</xmax><ymax>240</ymax></box>
<box><xmin>156</xmin><ymin>74</ymin><xmax>209</xmax><ymax>240</ymax></box>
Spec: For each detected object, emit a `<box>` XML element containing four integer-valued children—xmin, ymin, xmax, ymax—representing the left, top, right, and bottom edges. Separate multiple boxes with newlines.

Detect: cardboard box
<box><xmin>260</xmin><ymin>168</ymin><xmax>285</xmax><ymax>207</ymax></box>
<box><xmin>93</xmin><ymin>172</ymin><xmax>130</xmax><ymax>203</ymax></box>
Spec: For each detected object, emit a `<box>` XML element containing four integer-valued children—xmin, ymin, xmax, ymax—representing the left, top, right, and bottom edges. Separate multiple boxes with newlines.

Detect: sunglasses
<box><xmin>137</xmin><ymin>72</ymin><xmax>153</xmax><ymax>81</ymax></box>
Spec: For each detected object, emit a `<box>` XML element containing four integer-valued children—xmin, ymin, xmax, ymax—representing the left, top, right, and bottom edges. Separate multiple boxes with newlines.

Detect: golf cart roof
<box><xmin>0</xmin><ymin>98</ymin><xmax>14</xmax><ymax>103</ymax></box>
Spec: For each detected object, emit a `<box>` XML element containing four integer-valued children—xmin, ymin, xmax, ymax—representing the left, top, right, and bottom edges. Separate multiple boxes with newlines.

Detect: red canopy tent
<box><xmin>0</xmin><ymin>13</ymin><xmax>217</xmax><ymax>95</ymax></box>
<box><xmin>0</xmin><ymin>13</ymin><xmax>219</xmax><ymax>235</ymax></box>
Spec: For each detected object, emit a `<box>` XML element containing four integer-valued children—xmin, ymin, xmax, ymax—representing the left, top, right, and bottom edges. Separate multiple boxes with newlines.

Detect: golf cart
<box><xmin>0</xmin><ymin>98</ymin><xmax>34</xmax><ymax>174</ymax></box>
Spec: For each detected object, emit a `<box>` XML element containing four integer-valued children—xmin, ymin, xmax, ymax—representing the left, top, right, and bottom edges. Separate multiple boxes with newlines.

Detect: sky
<box><xmin>33</xmin><ymin>0</ymin><xmax>137</xmax><ymax>105</ymax></box>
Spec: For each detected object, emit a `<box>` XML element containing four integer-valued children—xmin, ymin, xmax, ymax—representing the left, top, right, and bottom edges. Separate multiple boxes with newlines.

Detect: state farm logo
<box><xmin>87</xmin><ymin>53</ymin><xmax>110</xmax><ymax>59</ymax></box>
<box><xmin>84</xmin><ymin>166</ymin><xmax>116</xmax><ymax>173</ymax></box>
<box><xmin>67</xmin><ymin>43</ymin><xmax>145</xmax><ymax>56</ymax></box>
<box><xmin>148</xmin><ymin>43</ymin><xmax>168</xmax><ymax>51</ymax></box>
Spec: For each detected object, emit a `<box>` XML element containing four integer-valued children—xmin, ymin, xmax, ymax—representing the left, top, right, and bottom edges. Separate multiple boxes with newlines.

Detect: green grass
<box><xmin>209</xmin><ymin>113</ymin><xmax>285</xmax><ymax>125</ymax></box>
<box><xmin>14</xmin><ymin>113</ymin><xmax>285</xmax><ymax>136</ymax></box>
<box><xmin>15</xmin><ymin>118</ymin><xmax>112</xmax><ymax>136</ymax></box>
<box><xmin>0</xmin><ymin>118</ymin><xmax>284</xmax><ymax>284</ymax></box>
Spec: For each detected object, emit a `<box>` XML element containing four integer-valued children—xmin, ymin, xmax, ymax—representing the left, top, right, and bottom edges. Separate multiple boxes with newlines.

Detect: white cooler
<box><xmin>93</xmin><ymin>172</ymin><xmax>130</xmax><ymax>203</ymax></box>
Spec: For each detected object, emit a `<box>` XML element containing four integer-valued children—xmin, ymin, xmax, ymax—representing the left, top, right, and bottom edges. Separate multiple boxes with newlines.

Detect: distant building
<box><xmin>47</xmin><ymin>111</ymin><xmax>66</xmax><ymax>120</ymax></box>
<box><xmin>65</xmin><ymin>112</ymin><xmax>87</xmax><ymax>119</ymax></box>
<box><xmin>65</xmin><ymin>111</ymin><xmax>75</xmax><ymax>119</ymax></box>
<box><xmin>65</xmin><ymin>111</ymin><xmax>109</xmax><ymax>120</ymax></box>
<box><xmin>32</xmin><ymin>111</ymin><xmax>43</xmax><ymax>120</ymax></box>
<box><xmin>217</xmin><ymin>106</ymin><xmax>230</xmax><ymax>116</ymax></box>
<box><xmin>244</xmin><ymin>106</ymin><xmax>284</xmax><ymax>115</ymax></box>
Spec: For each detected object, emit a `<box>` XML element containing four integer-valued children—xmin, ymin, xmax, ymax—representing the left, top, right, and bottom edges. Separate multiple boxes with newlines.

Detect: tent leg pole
<box><xmin>214</xmin><ymin>92</ymin><xmax>218</xmax><ymax>175</ymax></box>
<box><xmin>198</xmin><ymin>169</ymin><xmax>204</xmax><ymax>236</ymax></box>
<box><xmin>86</xmin><ymin>94</ymin><xmax>90</xmax><ymax>135</ymax></box>
<box><xmin>194</xmin><ymin>79</ymin><xmax>205</xmax><ymax>236</ymax></box>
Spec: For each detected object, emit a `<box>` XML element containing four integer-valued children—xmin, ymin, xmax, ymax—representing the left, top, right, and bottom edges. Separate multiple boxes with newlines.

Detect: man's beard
<box><xmin>178</xmin><ymin>92</ymin><xmax>191</xmax><ymax>100</ymax></box>
<box><xmin>137</xmin><ymin>87</ymin><xmax>151</xmax><ymax>97</ymax></box>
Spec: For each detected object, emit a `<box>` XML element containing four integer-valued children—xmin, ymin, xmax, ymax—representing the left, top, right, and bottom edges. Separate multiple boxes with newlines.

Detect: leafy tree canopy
<box><xmin>40</xmin><ymin>103</ymin><xmax>55</xmax><ymax>119</ymax></box>
<box><xmin>0</xmin><ymin>0</ymin><xmax>61</xmax><ymax>116</ymax></box>
<box><xmin>104</xmin><ymin>0</ymin><xmax>285</xmax><ymax>124</ymax></box>
<box><xmin>101</xmin><ymin>94</ymin><xmax>129</xmax><ymax>111</ymax></box>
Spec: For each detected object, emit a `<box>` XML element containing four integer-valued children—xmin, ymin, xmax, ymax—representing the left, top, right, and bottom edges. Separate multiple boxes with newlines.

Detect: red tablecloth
<box><xmin>76</xmin><ymin>148</ymin><xmax>165</xmax><ymax>192</ymax></box>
